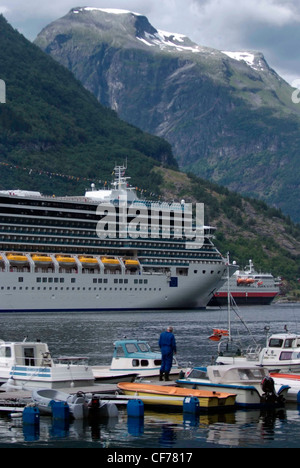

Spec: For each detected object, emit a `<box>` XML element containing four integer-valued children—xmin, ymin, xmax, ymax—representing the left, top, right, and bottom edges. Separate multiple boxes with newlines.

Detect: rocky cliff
<box><xmin>35</xmin><ymin>7</ymin><xmax>300</xmax><ymax>222</ymax></box>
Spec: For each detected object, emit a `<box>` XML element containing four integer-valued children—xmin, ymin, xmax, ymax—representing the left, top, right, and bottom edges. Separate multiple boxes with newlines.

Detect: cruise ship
<box><xmin>0</xmin><ymin>165</ymin><xmax>232</xmax><ymax>312</ymax></box>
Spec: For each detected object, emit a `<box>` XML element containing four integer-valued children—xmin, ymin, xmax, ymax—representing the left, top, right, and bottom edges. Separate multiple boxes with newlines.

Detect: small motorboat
<box><xmin>117</xmin><ymin>382</ymin><xmax>236</xmax><ymax>410</ymax></box>
<box><xmin>32</xmin><ymin>389</ymin><xmax>119</xmax><ymax>419</ymax></box>
<box><xmin>0</xmin><ymin>339</ymin><xmax>95</xmax><ymax>390</ymax></box>
<box><xmin>32</xmin><ymin>388</ymin><xmax>89</xmax><ymax>419</ymax></box>
<box><xmin>216</xmin><ymin>331</ymin><xmax>300</xmax><ymax>372</ymax></box>
<box><xmin>177</xmin><ymin>365</ymin><xmax>288</xmax><ymax>408</ymax></box>
<box><xmin>91</xmin><ymin>339</ymin><xmax>181</xmax><ymax>382</ymax></box>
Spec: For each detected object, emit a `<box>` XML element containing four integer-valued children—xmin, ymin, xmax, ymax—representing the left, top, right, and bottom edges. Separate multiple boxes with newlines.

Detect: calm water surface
<box><xmin>1</xmin><ymin>303</ymin><xmax>300</xmax><ymax>448</ymax></box>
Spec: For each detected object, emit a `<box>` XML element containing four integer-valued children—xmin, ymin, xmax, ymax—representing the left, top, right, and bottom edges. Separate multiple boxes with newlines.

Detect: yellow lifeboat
<box><xmin>56</xmin><ymin>255</ymin><xmax>76</xmax><ymax>267</ymax></box>
<box><xmin>32</xmin><ymin>254</ymin><xmax>53</xmax><ymax>266</ymax></box>
<box><xmin>6</xmin><ymin>253</ymin><xmax>29</xmax><ymax>266</ymax></box>
<box><xmin>101</xmin><ymin>257</ymin><xmax>120</xmax><ymax>267</ymax></box>
<box><xmin>124</xmin><ymin>259</ymin><xmax>139</xmax><ymax>268</ymax></box>
<box><xmin>79</xmin><ymin>256</ymin><xmax>99</xmax><ymax>268</ymax></box>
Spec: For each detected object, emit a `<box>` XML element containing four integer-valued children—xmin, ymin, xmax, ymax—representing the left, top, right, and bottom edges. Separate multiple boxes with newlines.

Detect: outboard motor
<box><xmin>261</xmin><ymin>376</ymin><xmax>284</xmax><ymax>405</ymax></box>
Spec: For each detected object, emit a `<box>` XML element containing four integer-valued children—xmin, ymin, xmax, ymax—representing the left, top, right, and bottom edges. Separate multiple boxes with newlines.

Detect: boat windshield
<box><xmin>268</xmin><ymin>338</ymin><xmax>283</xmax><ymax>348</ymax></box>
<box><xmin>0</xmin><ymin>346</ymin><xmax>11</xmax><ymax>358</ymax></box>
<box><xmin>124</xmin><ymin>342</ymin><xmax>151</xmax><ymax>354</ymax></box>
<box><xmin>187</xmin><ymin>368</ymin><xmax>208</xmax><ymax>380</ymax></box>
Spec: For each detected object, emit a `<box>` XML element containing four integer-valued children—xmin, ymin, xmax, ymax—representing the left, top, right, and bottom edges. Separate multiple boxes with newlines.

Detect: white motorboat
<box><xmin>0</xmin><ymin>339</ymin><xmax>95</xmax><ymax>391</ymax></box>
<box><xmin>32</xmin><ymin>388</ymin><xmax>89</xmax><ymax>419</ymax></box>
<box><xmin>91</xmin><ymin>339</ymin><xmax>182</xmax><ymax>382</ymax></box>
<box><xmin>176</xmin><ymin>364</ymin><xmax>288</xmax><ymax>408</ymax></box>
<box><xmin>216</xmin><ymin>331</ymin><xmax>300</xmax><ymax>372</ymax></box>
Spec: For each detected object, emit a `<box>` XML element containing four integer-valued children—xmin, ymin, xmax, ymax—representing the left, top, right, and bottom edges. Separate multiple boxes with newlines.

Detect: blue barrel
<box><xmin>50</xmin><ymin>401</ymin><xmax>70</xmax><ymax>421</ymax></box>
<box><xmin>183</xmin><ymin>396</ymin><xmax>200</xmax><ymax>414</ymax></box>
<box><xmin>23</xmin><ymin>406</ymin><xmax>40</xmax><ymax>425</ymax></box>
<box><xmin>127</xmin><ymin>399</ymin><xmax>144</xmax><ymax>418</ymax></box>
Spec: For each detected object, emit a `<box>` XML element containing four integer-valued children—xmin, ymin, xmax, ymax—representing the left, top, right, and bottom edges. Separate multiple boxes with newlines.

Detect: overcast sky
<box><xmin>1</xmin><ymin>0</ymin><xmax>300</xmax><ymax>85</ymax></box>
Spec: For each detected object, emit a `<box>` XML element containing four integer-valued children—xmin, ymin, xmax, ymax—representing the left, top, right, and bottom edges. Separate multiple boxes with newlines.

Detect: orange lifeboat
<box><xmin>208</xmin><ymin>329</ymin><xmax>229</xmax><ymax>342</ymax></box>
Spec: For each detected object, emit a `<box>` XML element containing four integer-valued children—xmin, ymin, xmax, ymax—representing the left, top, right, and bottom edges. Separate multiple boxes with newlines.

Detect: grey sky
<box><xmin>1</xmin><ymin>0</ymin><xmax>300</xmax><ymax>84</ymax></box>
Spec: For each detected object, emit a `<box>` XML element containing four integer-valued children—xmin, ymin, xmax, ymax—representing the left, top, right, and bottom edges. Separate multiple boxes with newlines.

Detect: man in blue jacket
<box><xmin>159</xmin><ymin>326</ymin><xmax>177</xmax><ymax>381</ymax></box>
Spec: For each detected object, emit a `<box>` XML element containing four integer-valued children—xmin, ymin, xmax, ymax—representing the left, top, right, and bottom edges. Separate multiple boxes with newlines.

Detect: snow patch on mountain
<box><xmin>137</xmin><ymin>30</ymin><xmax>201</xmax><ymax>53</ymax></box>
<box><xmin>72</xmin><ymin>7</ymin><xmax>142</xmax><ymax>16</ymax></box>
<box><xmin>222</xmin><ymin>51</ymin><xmax>266</xmax><ymax>71</ymax></box>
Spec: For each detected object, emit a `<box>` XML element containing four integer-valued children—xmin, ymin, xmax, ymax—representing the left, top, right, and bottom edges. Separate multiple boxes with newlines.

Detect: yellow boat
<box><xmin>117</xmin><ymin>382</ymin><xmax>236</xmax><ymax>410</ymax></box>
<box><xmin>6</xmin><ymin>254</ymin><xmax>29</xmax><ymax>265</ymax></box>
<box><xmin>124</xmin><ymin>259</ymin><xmax>139</xmax><ymax>267</ymax></box>
<box><xmin>101</xmin><ymin>257</ymin><xmax>120</xmax><ymax>266</ymax></box>
<box><xmin>56</xmin><ymin>255</ymin><xmax>76</xmax><ymax>267</ymax></box>
<box><xmin>32</xmin><ymin>254</ymin><xmax>53</xmax><ymax>265</ymax></box>
<box><xmin>79</xmin><ymin>256</ymin><xmax>99</xmax><ymax>267</ymax></box>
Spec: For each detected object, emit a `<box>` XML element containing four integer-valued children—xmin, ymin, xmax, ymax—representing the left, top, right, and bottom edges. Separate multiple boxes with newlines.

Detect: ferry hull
<box><xmin>209</xmin><ymin>291</ymin><xmax>278</xmax><ymax>306</ymax></box>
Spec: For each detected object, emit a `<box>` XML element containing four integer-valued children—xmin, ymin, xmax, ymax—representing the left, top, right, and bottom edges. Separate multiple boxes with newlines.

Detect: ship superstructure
<box><xmin>0</xmin><ymin>165</ymin><xmax>230</xmax><ymax>312</ymax></box>
<box><xmin>209</xmin><ymin>260</ymin><xmax>280</xmax><ymax>306</ymax></box>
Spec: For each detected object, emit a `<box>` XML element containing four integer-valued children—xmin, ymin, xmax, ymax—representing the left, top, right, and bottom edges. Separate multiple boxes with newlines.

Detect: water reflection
<box><xmin>0</xmin><ymin>304</ymin><xmax>300</xmax><ymax>447</ymax></box>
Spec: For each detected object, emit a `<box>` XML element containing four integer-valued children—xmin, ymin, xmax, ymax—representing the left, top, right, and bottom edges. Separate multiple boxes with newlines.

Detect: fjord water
<box><xmin>1</xmin><ymin>303</ymin><xmax>300</xmax><ymax>448</ymax></box>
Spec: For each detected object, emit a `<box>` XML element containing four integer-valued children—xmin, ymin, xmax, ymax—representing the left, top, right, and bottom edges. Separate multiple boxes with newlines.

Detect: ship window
<box><xmin>141</xmin><ymin>360</ymin><xmax>149</xmax><ymax>367</ymax></box>
<box><xmin>0</xmin><ymin>346</ymin><xmax>11</xmax><ymax>358</ymax></box>
<box><xmin>284</xmin><ymin>339</ymin><xmax>294</xmax><ymax>348</ymax></box>
<box><xmin>280</xmin><ymin>352</ymin><xmax>293</xmax><ymax>361</ymax></box>
<box><xmin>132</xmin><ymin>359</ymin><xmax>139</xmax><ymax>367</ymax></box>
<box><xmin>18</xmin><ymin>277</ymin><xmax>23</xmax><ymax>282</ymax></box>
<box><xmin>269</xmin><ymin>338</ymin><xmax>283</xmax><ymax>348</ymax></box>
<box><xmin>23</xmin><ymin>347</ymin><xmax>35</xmax><ymax>366</ymax></box>
<box><xmin>126</xmin><ymin>343</ymin><xmax>139</xmax><ymax>353</ymax></box>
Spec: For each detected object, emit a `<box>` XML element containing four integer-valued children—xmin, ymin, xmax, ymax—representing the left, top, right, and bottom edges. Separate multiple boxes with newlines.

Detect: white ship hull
<box><xmin>0</xmin><ymin>265</ymin><xmax>223</xmax><ymax>312</ymax></box>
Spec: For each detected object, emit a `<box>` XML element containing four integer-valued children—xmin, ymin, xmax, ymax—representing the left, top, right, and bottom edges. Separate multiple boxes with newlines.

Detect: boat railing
<box><xmin>55</xmin><ymin>356</ymin><xmax>89</xmax><ymax>367</ymax></box>
<box><xmin>245</xmin><ymin>345</ymin><xmax>262</xmax><ymax>360</ymax></box>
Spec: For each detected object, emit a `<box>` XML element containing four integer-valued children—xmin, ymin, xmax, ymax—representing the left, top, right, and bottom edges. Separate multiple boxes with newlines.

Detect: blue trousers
<box><xmin>160</xmin><ymin>352</ymin><xmax>173</xmax><ymax>373</ymax></box>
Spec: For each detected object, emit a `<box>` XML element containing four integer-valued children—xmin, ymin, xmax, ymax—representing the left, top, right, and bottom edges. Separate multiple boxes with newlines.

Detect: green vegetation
<box><xmin>0</xmin><ymin>15</ymin><xmax>177</xmax><ymax>197</ymax></box>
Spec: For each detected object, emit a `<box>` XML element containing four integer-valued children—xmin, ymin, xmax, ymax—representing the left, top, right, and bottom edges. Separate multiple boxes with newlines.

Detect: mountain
<box><xmin>0</xmin><ymin>14</ymin><xmax>176</xmax><ymax>197</ymax></box>
<box><xmin>35</xmin><ymin>7</ymin><xmax>300</xmax><ymax>223</ymax></box>
<box><xmin>0</xmin><ymin>13</ymin><xmax>299</xmax><ymax>284</ymax></box>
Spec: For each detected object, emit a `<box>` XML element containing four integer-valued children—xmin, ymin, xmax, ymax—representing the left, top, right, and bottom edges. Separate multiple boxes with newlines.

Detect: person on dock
<box><xmin>159</xmin><ymin>326</ymin><xmax>177</xmax><ymax>381</ymax></box>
